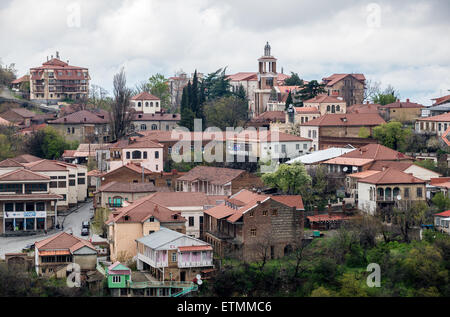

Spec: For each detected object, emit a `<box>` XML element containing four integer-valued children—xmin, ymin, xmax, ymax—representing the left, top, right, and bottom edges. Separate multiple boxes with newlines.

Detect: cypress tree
<box><xmin>285</xmin><ymin>91</ymin><xmax>293</xmax><ymax>110</ymax></box>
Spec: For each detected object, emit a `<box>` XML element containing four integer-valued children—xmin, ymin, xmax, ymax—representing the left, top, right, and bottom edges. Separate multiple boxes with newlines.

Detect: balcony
<box><xmin>178</xmin><ymin>260</ymin><xmax>213</xmax><ymax>268</ymax></box>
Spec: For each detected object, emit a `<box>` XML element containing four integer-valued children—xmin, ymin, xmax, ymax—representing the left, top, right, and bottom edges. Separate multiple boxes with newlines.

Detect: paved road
<box><xmin>0</xmin><ymin>200</ymin><xmax>94</xmax><ymax>259</ymax></box>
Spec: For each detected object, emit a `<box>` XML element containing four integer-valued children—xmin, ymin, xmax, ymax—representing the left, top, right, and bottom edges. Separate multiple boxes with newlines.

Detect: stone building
<box><xmin>322</xmin><ymin>73</ymin><xmax>366</xmax><ymax>107</ymax></box>
<box><xmin>203</xmin><ymin>189</ymin><xmax>304</xmax><ymax>262</ymax></box>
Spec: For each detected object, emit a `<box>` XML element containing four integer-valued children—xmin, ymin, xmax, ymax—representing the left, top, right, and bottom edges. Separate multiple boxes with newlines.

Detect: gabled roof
<box><xmin>358</xmin><ymin>168</ymin><xmax>425</xmax><ymax>185</ymax></box>
<box><xmin>431</xmin><ymin>94</ymin><xmax>450</xmax><ymax>106</ymax></box>
<box><xmin>177</xmin><ymin>166</ymin><xmax>245</xmax><ymax>185</ymax></box>
<box><xmin>105</xmin><ymin>193</ymin><xmax>186</xmax><ymax>225</ymax></box>
<box><xmin>11</xmin><ymin>75</ymin><xmax>30</xmax><ymax>84</ymax></box>
<box><xmin>302</xmin><ymin>113</ymin><xmax>385</xmax><ymax>127</ymax></box>
<box><xmin>0</xmin><ymin>168</ymin><xmax>50</xmax><ymax>181</ymax></box>
<box><xmin>24</xmin><ymin>160</ymin><xmax>69</xmax><ymax>172</ymax></box>
<box><xmin>380</xmin><ymin>100</ymin><xmax>424</xmax><ymax>109</ymax></box>
<box><xmin>347</xmin><ymin>170</ymin><xmax>381</xmax><ymax>179</ymax></box>
<box><xmin>323</xmin><ymin>157</ymin><xmax>374</xmax><ymax>167</ymax></box>
<box><xmin>132</xmin><ymin>112</ymin><xmax>180</xmax><ymax>121</ymax></box>
<box><xmin>48</xmin><ymin>110</ymin><xmax>109</xmax><ymax>124</ymax></box>
<box><xmin>147</xmin><ymin>192</ymin><xmax>222</xmax><ymax>207</ymax></box>
<box><xmin>12</xmin><ymin>154</ymin><xmax>42</xmax><ymax>163</ymax></box>
<box><xmin>369</xmin><ymin>160</ymin><xmax>414</xmax><ymax>172</ymax></box>
<box><xmin>131</xmin><ymin>91</ymin><xmax>160</xmax><ymax>101</ymax></box>
<box><xmin>339</xmin><ymin>144</ymin><xmax>412</xmax><ymax>161</ymax></box>
<box><xmin>0</xmin><ymin>158</ymin><xmax>24</xmax><ymax>168</ymax></box>
<box><xmin>35</xmin><ymin>232</ymin><xmax>95</xmax><ymax>253</ymax></box>
<box><xmin>136</xmin><ymin>227</ymin><xmax>211</xmax><ymax>251</ymax></box>
<box><xmin>122</xmin><ymin>139</ymin><xmax>163</xmax><ymax>149</ymax></box>
<box><xmin>250</xmin><ymin>111</ymin><xmax>285</xmax><ymax>123</ymax></box>
<box><xmin>204</xmin><ymin>189</ymin><xmax>303</xmax><ymax>224</ymax></box>
<box><xmin>7</xmin><ymin>108</ymin><xmax>36</xmax><ymax>118</ymax></box>
<box><xmin>103</xmin><ymin>163</ymin><xmax>153</xmax><ymax>177</ymax></box>
<box><xmin>347</xmin><ymin>103</ymin><xmax>381</xmax><ymax>114</ymax></box>
<box><xmin>322</xmin><ymin>73</ymin><xmax>366</xmax><ymax>86</ymax></box>
<box><xmin>108</xmin><ymin>261</ymin><xmax>131</xmax><ymax>275</ymax></box>
<box><xmin>226</xmin><ymin>72</ymin><xmax>258</xmax><ymax>81</ymax></box>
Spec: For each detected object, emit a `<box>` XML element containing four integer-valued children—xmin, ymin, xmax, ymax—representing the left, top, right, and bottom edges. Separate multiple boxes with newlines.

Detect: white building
<box><xmin>130</xmin><ymin>92</ymin><xmax>161</xmax><ymax>114</ymax></box>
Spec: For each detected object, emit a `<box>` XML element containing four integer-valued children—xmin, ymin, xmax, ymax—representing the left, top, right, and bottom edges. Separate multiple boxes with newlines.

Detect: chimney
<box><xmin>256</xmin><ymin>200</ymin><xmax>261</xmax><ymax>204</ymax></box>
<box><xmin>56</xmin><ymin>51</ymin><xmax>60</xmax><ymax>59</ymax></box>
<box><xmin>366</xmin><ymin>101</ymin><xmax>369</xmax><ymax>104</ymax></box>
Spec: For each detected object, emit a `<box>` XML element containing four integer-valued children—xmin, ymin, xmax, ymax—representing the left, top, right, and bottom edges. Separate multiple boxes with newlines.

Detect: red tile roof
<box><xmin>417</xmin><ymin>112</ymin><xmax>450</xmax><ymax>122</ymax></box>
<box><xmin>123</xmin><ymin>139</ymin><xmax>163</xmax><ymax>149</ymax></box>
<box><xmin>380</xmin><ymin>100</ymin><xmax>424</xmax><ymax>109</ymax></box>
<box><xmin>369</xmin><ymin>160</ymin><xmax>414</xmax><ymax>172</ymax></box>
<box><xmin>24</xmin><ymin>160</ymin><xmax>69</xmax><ymax>172</ymax></box>
<box><xmin>271</xmin><ymin>195</ymin><xmax>304</xmax><ymax>210</ymax></box>
<box><xmin>131</xmin><ymin>92</ymin><xmax>160</xmax><ymax>101</ymax></box>
<box><xmin>358</xmin><ymin>168</ymin><xmax>426</xmax><ymax>185</ymax></box>
<box><xmin>0</xmin><ymin>168</ymin><xmax>50</xmax><ymax>181</ymax></box>
<box><xmin>250</xmin><ymin>111</ymin><xmax>285</xmax><ymax>123</ymax></box>
<box><xmin>295</xmin><ymin>107</ymin><xmax>320</xmax><ymax>114</ymax></box>
<box><xmin>347</xmin><ymin>103</ymin><xmax>381</xmax><ymax>114</ymax></box>
<box><xmin>340</xmin><ymin>144</ymin><xmax>412</xmax><ymax>161</ymax></box>
<box><xmin>35</xmin><ymin>232</ymin><xmax>95</xmax><ymax>253</ymax></box>
<box><xmin>9</xmin><ymin>108</ymin><xmax>36</xmax><ymax>118</ymax></box>
<box><xmin>49</xmin><ymin>110</ymin><xmax>109</xmax><ymax>124</ymax></box>
<box><xmin>12</xmin><ymin>154</ymin><xmax>42</xmax><ymax>163</ymax></box>
<box><xmin>0</xmin><ymin>158</ymin><xmax>24</xmax><ymax>168</ymax></box>
<box><xmin>302</xmin><ymin>113</ymin><xmax>385</xmax><ymax>127</ymax></box>
<box><xmin>177</xmin><ymin>166</ymin><xmax>245</xmax><ymax>185</ymax></box>
<box><xmin>11</xmin><ymin>75</ymin><xmax>29</xmax><ymax>84</ymax></box>
<box><xmin>148</xmin><ymin>192</ymin><xmax>219</xmax><ymax>207</ymax></box>
<box><xmin>431</xmin><ymin>95</ymin><xmax>450</xmax><ymax>106</ymax></box>
<box><xmin>322</xmin><ymin>73</ymin><xmax>366</xmax><ymax>86</ymax></box>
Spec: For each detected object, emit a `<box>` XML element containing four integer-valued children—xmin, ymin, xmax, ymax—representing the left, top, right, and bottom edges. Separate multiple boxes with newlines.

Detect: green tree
<box><xmin>25</xmin><ymin>126</ymin><xmax>77</xmax><ymax>159</ymax></box>
<box><xmin>393</xmin><ymin>201</ymin><xmax>428</xmax><ymax>243</ymax></box>
<box><xmin>358</xmin><ymin>127</ymin><xmax>370</xmax><ymax>138</ymax></box>
<box><xmin>0</xmin><ymin>60</ymin><xmax>17</xmax><ymax>86</ymax></box>
<box><xmin>414</xmin><ymin>159</ymin><xmax>439</xmax><ymax>173</ymax></box>
<box><xmin>0</xmin><ymin>134</ymin><xmax>14</xmax><ymax>160</ymax></box>
<box><xmin>372</xmin><ymin>121</ymin><xmax>412</xmax><ymax>150</ymax></box>
<box><xmin>148</xmin><ymin>73</ymin><xmax>171</xmax><ymax>112</ymax></box>
<box><xmin>261</xmin><ymin>162</ymin><xmax>312</xmax><ymax>195</ymax></box>
<box><xmin>179</xmin><ymin>83</ymin><xmax>195</xmax><ymax>131</ymax></box>
<box><xmin>285</xmin><ymin>91</ymin><xmax>293</xmax><ymax>110</ymax></box>
<box><xmin>431</xmin><ymin>192</ymin><xmax>450</xmax><ymax>212</ymax></box>
<box><xmin>372</xmin><ymin>85</ymin><xmax>400</xmax><ymax>105</ymax></box>
<box><xmin>235</xmin><ymin>84</ymin><xmax>247</xmax><ymax>101</ymax></box>
<box><xmin>284</xmin><ymin>72</ymin><xmax>304</xmax><ymax>86</ymax></box>
<box><xmin>293</xmin><ymin>80</ymin><xmax>326</xmax><ymax>107</ymax></box>
<box><xmin>204</xmin><ymin>96</ymin><xmax>248</xmax><ymax>130</ymax></box>
<box><xmin>202</xmin><ymin>68</ymin><xmax>231</xmax><ymax>101</ymax></box>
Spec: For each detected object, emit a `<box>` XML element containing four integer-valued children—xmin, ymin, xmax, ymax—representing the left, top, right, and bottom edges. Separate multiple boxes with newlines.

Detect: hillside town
<box><xmin>0</xmin><ymin>2</ymin><xmax>449</xmax><ymax>300</ymax></box>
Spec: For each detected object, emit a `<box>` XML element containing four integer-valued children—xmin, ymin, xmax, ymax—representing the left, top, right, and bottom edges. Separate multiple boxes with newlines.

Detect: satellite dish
<box><xmin>396</xmin><ymin>195</ymin><xmax>402</xmax><ymax>201</ymax></box>
<box><xmin>197</xmin><ymin>279</ymin><xmax>203</xmax><ymax>285</ymax></box>
<box><xmin>343</xmin><ymin>167</ymin><xmax>348</xmax><ymax>172</ymax></box>
<box><xmin>196</xmin><ymin>274</ymin><xmax>201</xmax><ymax>280</ymax></box>
<box><xmin>352</xmin><ymin>166</ymin><xmax>358</xmax><ymax>171</ymax></box>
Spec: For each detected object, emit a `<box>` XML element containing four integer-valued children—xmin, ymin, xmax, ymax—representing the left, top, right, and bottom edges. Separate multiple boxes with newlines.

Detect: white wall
<box><xmin>357</xmin><ymin>182</ymin><xmax>377</xmax><ymax>215</ymax></box>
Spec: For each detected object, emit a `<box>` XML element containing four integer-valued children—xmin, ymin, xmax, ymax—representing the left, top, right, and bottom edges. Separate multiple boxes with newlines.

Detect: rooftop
<box><xmin>131</xmin><ymin>91</ymin><xmax>160</xmax><ymax>101</ymax></box>
<box><xmin>358</xmin><ymin>168</ymin><xmax>426</xmax><ymax>185</ymax></box>
<box><xmin>48</xmin><ymin>110</ymin><xmax>109</xmax><ymax>125</ymax></box>
<box><xmin>302</xmin><ymin>113</ymin><xmax>385</xmax><ymax>127</ymax></box>
<box><xmin>177</xmin><ymin>166</ymin><xmax>245</xmax><ymax>185</ymax></box>
<box><xmin>35</xmin><ymin>232</ymin><xmax>95</xmax><ymax>253</ymax></box>
<box><xmin>339</xmin><ymin>144</ymin><xmax>412</xmax><ymax>161</ymax></box>
<box><xmin>286</xmin><ymin>147</ymin><xmax>354</xmax><ymax>165</ymax></box>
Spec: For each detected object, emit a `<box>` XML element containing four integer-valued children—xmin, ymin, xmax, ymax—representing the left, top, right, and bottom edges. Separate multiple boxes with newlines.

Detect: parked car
<box><xmin>82</xmin><ymin>221</ymin><xmax>90</xmax><ymax>229</ymax></box>
<box><xmin>22</xmin><ymin>243</ymin><xmax>35</xmax><ymax>253</ymax></box>
<box><xmin>81</xmin><ymin>228</ymin><xmax>89</xmax><ymax>236</ymax></box>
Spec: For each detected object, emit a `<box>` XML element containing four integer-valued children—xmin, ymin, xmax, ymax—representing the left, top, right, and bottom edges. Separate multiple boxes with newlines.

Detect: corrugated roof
<box><xmin>286</xmin><ymin>147</ymin><xmax>354</xmax><ymax>164</ymax></box>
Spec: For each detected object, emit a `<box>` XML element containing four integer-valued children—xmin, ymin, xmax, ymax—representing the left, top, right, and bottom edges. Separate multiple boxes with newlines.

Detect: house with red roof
<box><xmin>379</xmin><ymin>99</ymin><xmax>424</xmax><ymax>122</ymax></box>
<box><xmin>322</xmin><ymin>73</ymin><xmax>366</xmax><ymax>106</ymax></box>
<box><xmin>34</xmin><ymin>232</ymin><xmax>97</xmax><ymax>277</ymax></box>
<box><xmin>434</xmin><ymin>210</ymin><xmax>450</xmax><ymax>235</ymax></box>
<box><xmin>299</xmin><ymin>113</ymin><xmax>386</xmax><ymax>150</ymax></box>
<box><xmin>203</xmin><ymin>189</ymin><xmax>304</xmax><ymax>262</ymax></box>
<box><xmin>48</xmin><ymin>109</ymin><xmax>110</xmax><ymax>143</ymax></box>
<box><xmin>29</xmin><ymin>53</ymin><xmax>90</xmax><ymax>103</ymax></box>
<box><xmin>356</xmin><ymin>168</ymin><xmax>426</xmax><ymax>215</ymax></box>
<box><xmin>415</xmin><ymin>112</ymin><xmax>450</xmax><ymax>136</ymax></box>
<box><xmin>303</xmin><ymin>94</ymin><xmax>347</xmax><ymax>115</ymax></box>
<box><xmin>130</xmin><ymin>91</ymin><xmax>161</xmax><ymax>114</ymax></box>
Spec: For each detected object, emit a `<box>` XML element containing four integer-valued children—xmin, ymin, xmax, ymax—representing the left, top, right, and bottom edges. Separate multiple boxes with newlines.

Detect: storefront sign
<box><xmin>4</xmin><ymin>211</ymin><xmax>46</xmax><ymax>219</ymax></box>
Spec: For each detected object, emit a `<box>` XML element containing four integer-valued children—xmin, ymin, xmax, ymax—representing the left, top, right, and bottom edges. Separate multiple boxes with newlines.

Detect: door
<box><xmin>180</xmin><ymin>271</ymin><xmax>186</xmax><ymax>282</ymax></box>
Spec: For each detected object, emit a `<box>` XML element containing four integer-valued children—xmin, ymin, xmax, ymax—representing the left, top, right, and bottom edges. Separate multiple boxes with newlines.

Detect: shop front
<box><xmin>3</xmin><ymin>202</ymin><xmax>48</xmax><ymax>233</ymax></box>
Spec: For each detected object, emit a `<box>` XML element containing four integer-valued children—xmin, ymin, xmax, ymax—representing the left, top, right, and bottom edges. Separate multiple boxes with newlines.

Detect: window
<box><xmin>143</xmin><ymin>152</ymin><xmax>147</xmax><ymax>159</ymax></box>
<box><xmin>249</xmin><ymin>210</ymin><xmax>254</xmax><ymax>217</ymax></box>
<box><xmin>132</xmin><ymin>151</ymin><xmax>142</xmax><ymax>159</ymax></box>
<box><xmin>263</xmin><ymin>210</ymin><xmax>268</xmax><ymax>216</ymax></box>
<box><xmin>155</xmin><ymin>151</ymin><xmax>159</xmax><ymax>159</ymax></box>
<box><xmin>78</xmin><ymin>178</ymin><xmax>85</xmax><ymax>185</ymax></box>
<box><xmin>15</xmin><ymin>203</ymin><xmax>24</xmax><ymax>211</ymax></box>
<box><xmin>137</xmin><ymin>102</ymin><xmax>142</xmax><ymax>107</ymax></box>
<box><xmin>150</xmin><ymin>102</ymin><xmax>153</xmax><ymax>107</ymax></box>
<box><xmin>112</xmin><ymin>276</ymin><xmax>121</xmax><ymax>283</ymax></box>
<box><xmin>303</xmin><ymin>143</ymin><xmax>307</xmax><ymax>149</ymax></box>
<box><xmin>151</xmin><ymin>124</ymin><xmax>158</xmax><ymax>130</ymax></box>
<box><xmin>417</xmin><ymin>187</ymin><xmax>423</xmax><ymax>198</ymax></box>
<box><xmin>36</xmin><ymin>202</ymin><xmax>45</xmax><ymax>211</ymax></box>
<box><xmin>404</xmin><ymin>188</ymin><xmax>410</xmax><ymax>198</ymax></box>
<box><xmin>155</xmin><ymin>165</ymin><xmax>158</xmax><ymax>171</ymax></box>
<box><xmin>140</xmin><ymin>124</ymin><xmax>147</xmax><ymax>131</ymax></box>
<box><xmin>189</xmin><ymin>217</ymin><xmax>195</xmax><ymax>227</ymax></box>
<box><xmin>5</xmin><ymin>203</ymin><xmax>14</xmax><ymax>212</ymax></box>
<box><xmin>296</xmin><ymin>144</ymin><xmax>300</xmax><ymax>150</ymax></box>
<box><xmin>171</xmin><ymin>252</ymin><xmax>177</xmax><ymax>262</ymax></box>
<box><xmin>149</xmin><ymin>216</ymin><xmax>155</xmax><ymax>222</ymax></box>
<box><xmin>58</xmin><ymin>181</ymin><xmax>66</xmax><ymax>188</ymax></box>
<box><xmin>145</xmin><ymin>102</ymin><xmax>149</xmax><ymax>107</ymax></box>
<box><xmin>250</xmin><ymin>228</ymin><xmax>257</xmax><ymax>237</ymax></box>
<box><xmin>61</xmin><ymin>195</ymin><xmax>66</xmax><ymax>201</ymax></box>
<box><xmin>272</xmin><ymin>209</ymin><xmax>278</xmax><ymax>216</ymax></box>
<box><xmin>69</xmin><ymin>179</ymin><xmax>76</xmax><ymax>186</ymax></box>
<box><xmin>126</xmin><ymin>152</ymin><xmax>130</xmax><ymax>159</ymax></box>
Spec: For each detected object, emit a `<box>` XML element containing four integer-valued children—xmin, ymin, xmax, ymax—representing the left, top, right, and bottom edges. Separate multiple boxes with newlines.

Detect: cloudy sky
<box><xmin>0</xmin><ymin>0</ymin><xmax>449</xmax><ymax>105</ymax></box>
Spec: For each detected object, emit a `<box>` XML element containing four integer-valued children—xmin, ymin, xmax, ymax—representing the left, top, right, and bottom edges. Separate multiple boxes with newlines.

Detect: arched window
<box><xmin>151</xmin><ymin>124</ymin><xmax>158</xmax><ymax>130</ymax></box>
<box><xmin>140</xmin><ymin>124</ymin><xmax>147</xmax><ymax>130</ymax></box>
<box><xmin>137</xmin><ymin>102</ymin><xmax>142</xmax><ymax>107</ymax></box>
<box><xmin>336</xmin><ymin>105</ymin><xmax>340</xmax><ymax>112</ymax></box>
<box><xmin>332</xmin><ymin>105</ymin><xmax>336</xmax><ymax>113</ymax></box>
<box><xmin>327</xmin><ymin>105</ymin><xmax>331</xmax><ymax>112</ymax></box>
<box><xmin>132</xmin><ymin>151</ymin><xmax>142</xmax><ymax>159</ymax></box>
<box><xmin>156</xmin><ymin>102</ymin><xmax>159</xmax><ymax>107</ymax></box>
<box><xmin>150</xmin><ymin>102</ymin><xmax>153</xmax><ymax>107</ymax></box>
<box><xmin>145</xmin><ymin>102</ymin><xmax>149</xmax><ymax>107</ymax></box>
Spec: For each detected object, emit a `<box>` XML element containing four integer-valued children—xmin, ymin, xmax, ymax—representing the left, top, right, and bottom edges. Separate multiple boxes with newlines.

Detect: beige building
<box><xmin>415</xmin><ymin>112</ymin><xmax>450</xmax><ymax>136</ymax></box>
<box><xmin>379</xmin><ymin>99</ymin><xmax>424</xmax><ymax>122</ymax></box>
<box><xmin>130</xmin><ymin>92</ymin><xmax>161</xmax><ymax>114</ymax></box>
<box><xmin>303</xmin><ymin>94</ymin><xmax>347</xmax><ymax>115</ymax></box>
<box><xmin>48</xmin><ymin>109</ymin><xmax>111</xmax><ymax>143</ymax></box>
<box><xmin>30</xmin><ymin>53</ymin><xmax>90</xmax><ymax>104</ymax></box>
<box><xmin>105</xmin><ymin>194</ymin><xmax>186</xmax><ymax>262</ymax></box>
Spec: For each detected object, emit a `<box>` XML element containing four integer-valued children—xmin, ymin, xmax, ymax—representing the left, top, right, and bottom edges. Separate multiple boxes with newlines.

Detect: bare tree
<box><xmin>292</xmin><ymin>238</ymin><xmax>310</xmax><ymax>278</ymax></box>
<box><xmin>110</xmin><ymin>68</ymin><xmax>133</xmax><ymax>141</ymax></box>
<box><xmin>253</xmin><ymin>230</ymin><xmax>275</xmax><ymax>271</ymax></box>
<box><xmin>134</xmin><ymin>80</ymin><xmax>150</xmax><ymax>95</ymax></box>
<box><xmin>364</xmin><ymin>79</ymin><xmax>381</xmax><ymax>102</ymax></box>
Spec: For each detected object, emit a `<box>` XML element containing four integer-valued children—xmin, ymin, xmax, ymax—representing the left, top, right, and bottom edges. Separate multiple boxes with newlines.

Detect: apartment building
<box><xmin>322</xmin><ymin>73</ymin><xmax>366</xmax><ymax>107</ymax></box>
<box><xmin>30</xmin><ymin>53</ymin><xmax>90</xmax><ymax>104</ymax></box>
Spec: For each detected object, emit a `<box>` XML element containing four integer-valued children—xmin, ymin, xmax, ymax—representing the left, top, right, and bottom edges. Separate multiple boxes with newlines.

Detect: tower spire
<box><xmin>264</xmin><ymin>41</ymin><xmax>271</xmax><ymax>56</ymax></box>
